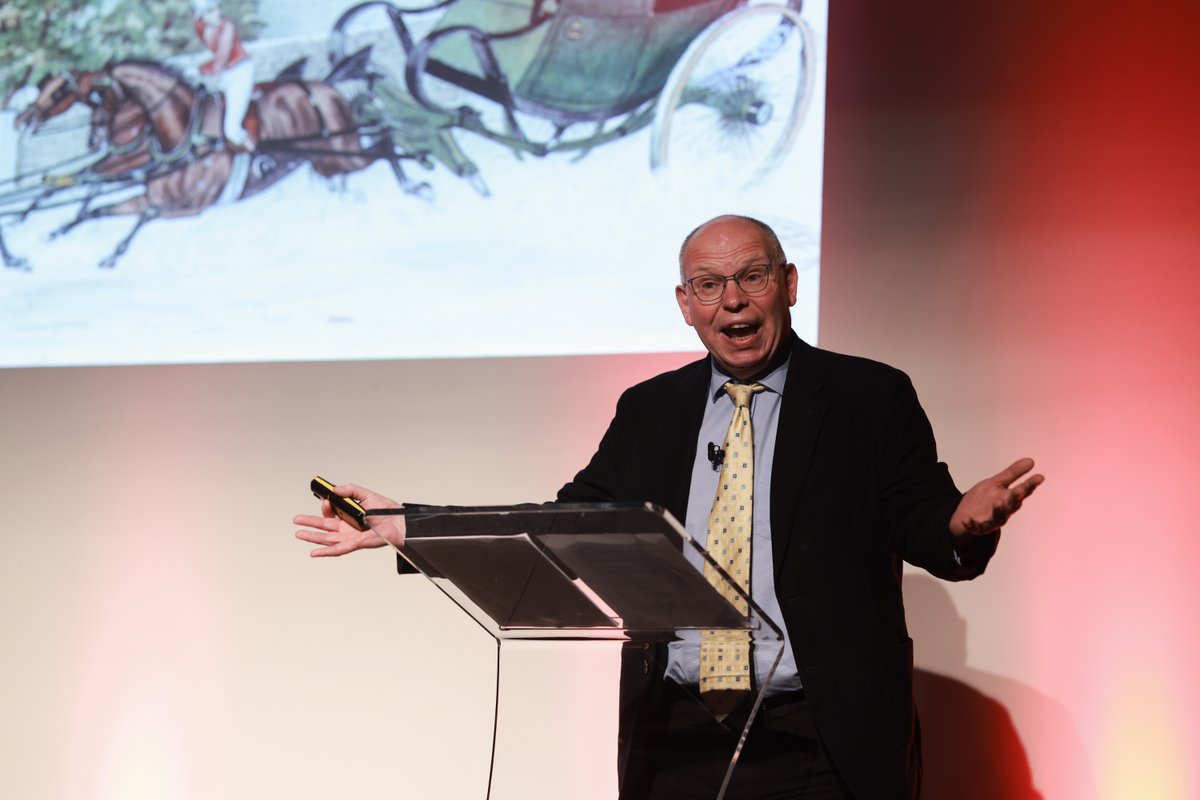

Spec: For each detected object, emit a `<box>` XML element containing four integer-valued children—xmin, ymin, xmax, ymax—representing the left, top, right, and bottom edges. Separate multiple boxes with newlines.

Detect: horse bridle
<box><xmin>82</xmin><ymin>66</ymin><xmax>202</xmax><ymax>162</ymax></box>
<box><xmin>107</xmin><ymin>66</ymin><xmax>217</xmax><ymax>164</ymax></box>
<box><xmin>63</xmin><ymin>72</ymin><xmax>152</xmax><ymax>158</ymax></box>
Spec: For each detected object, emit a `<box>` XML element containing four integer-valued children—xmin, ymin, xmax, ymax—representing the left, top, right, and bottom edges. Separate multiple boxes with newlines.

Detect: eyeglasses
<box><xmin>682</xmin><ymin>263</ymin><xmax>777</xmax><ymax>304</ymax></box>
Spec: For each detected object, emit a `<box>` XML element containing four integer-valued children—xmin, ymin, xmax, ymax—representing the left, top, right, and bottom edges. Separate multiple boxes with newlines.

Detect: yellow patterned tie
<box><xmin>700</xmin><ymin>381</ymin><xmax>765</xmax><ymax>720</ymax></box>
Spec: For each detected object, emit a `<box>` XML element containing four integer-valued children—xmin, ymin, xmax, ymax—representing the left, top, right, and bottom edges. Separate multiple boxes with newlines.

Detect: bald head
<box><xmin>678</xmin><ymin>215</ymin><xmax>786</xmax><ymax>282</ymax></box>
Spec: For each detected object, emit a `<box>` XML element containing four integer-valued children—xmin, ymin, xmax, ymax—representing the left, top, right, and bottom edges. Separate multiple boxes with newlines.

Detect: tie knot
<box><xmin>724</xmin><ymin>381</ymin><xmax>765</xmax><ymax>409</ymax></box>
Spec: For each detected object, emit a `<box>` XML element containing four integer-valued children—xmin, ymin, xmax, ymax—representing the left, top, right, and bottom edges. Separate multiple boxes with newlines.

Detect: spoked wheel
<box><xmin>650</xmin><ymin>4</ymin><xmax>816</xmax><ymax>188</ymax></box>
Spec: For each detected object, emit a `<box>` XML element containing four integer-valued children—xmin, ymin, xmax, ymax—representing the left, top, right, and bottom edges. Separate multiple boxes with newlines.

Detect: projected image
<box><xmin>0</xmin><ymin>0</ymin><xmax>828</xmax><ymax>367</ymax></box>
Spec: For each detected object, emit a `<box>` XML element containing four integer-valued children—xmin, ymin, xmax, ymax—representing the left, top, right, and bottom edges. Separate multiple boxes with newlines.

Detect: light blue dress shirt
<box><xmin>665</xmin><ymin>357</ymin><xmax>803</xmax><ymax>694</ymax></box>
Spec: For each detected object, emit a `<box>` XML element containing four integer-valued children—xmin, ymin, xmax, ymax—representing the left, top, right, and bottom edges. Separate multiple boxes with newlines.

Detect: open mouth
<box><xmin>722</xmin><ymin>322</ymin><xmax>760</xmax><ymax>341</ymax></box>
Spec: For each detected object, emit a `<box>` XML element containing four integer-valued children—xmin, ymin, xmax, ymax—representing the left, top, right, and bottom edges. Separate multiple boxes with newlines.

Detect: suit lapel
<box><xmin>771</xmin><ymin>336</ymin><xmax>829</xmax><ymax>575</ymax></box>
<box><xmin>664</xmin><ymin>357</ymin><xmax>711</xmax><ymax>523</ymax></box>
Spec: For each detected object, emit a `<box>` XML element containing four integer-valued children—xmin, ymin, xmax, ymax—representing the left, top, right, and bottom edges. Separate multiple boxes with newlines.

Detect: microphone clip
<box><xmin>708</xmin><ymin>441</ymin><xmax>725</xmax><ymax>470</ymax></box>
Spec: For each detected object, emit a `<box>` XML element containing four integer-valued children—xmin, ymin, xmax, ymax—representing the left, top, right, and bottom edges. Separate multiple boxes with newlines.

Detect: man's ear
<box><xmin>783</xmin><ymin>262</ymin><xmax>799</xmax><ymax>307</ymax></box>
<box><xmin>675</xmin><ymin>284</ymin><xmax>694</xmax><ymax>327</ymax></box>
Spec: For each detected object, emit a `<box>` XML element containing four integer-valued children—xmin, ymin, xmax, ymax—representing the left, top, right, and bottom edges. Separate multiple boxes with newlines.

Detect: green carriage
<box><xmin>328</xmin><ymin>0</ymin><xmax>816</xmax><ymax>195</ymax></box>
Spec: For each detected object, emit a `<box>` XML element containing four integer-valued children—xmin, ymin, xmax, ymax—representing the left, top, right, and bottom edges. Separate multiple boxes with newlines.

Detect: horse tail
<box><xmin>269</xmin><ymin>47</ymin><xmax>369</xmax><ymax>87</ymax></box>
<box><xmin>274</xmin><ymin>58</ymin><xmax>308</xmax><ymax>83</ymax></box>
<box><xmin>326</xmin><ymin>47</ymin><xmax>373</xmax><ymax>85</ymax></box>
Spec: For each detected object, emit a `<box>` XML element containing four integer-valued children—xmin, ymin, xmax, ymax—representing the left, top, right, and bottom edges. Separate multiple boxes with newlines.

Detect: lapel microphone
<box><xmin>708</xmin><ymin>441</ymin><xmax>725</xmax><ymax>470</ymax></box>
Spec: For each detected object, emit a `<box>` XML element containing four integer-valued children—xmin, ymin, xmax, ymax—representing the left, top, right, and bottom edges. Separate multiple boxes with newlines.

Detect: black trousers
<box><xmin>622</xmin><ymin>682</ymin><xmax>854</xmax><ymax>800</ymax></box>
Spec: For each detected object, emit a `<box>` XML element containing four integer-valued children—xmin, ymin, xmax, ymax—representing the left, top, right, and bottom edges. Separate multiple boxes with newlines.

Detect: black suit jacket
<box><xmin>556</xmin><ymin>334</ymin><xmax>999</xmax><ymax>799</ymax></box>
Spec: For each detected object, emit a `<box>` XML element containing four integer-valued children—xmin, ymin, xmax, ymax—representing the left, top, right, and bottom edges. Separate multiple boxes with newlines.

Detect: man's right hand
<box><xmin>294</xmin><ymin>483</ymin><xmax>405</xmax><ymax>557</ymax></box>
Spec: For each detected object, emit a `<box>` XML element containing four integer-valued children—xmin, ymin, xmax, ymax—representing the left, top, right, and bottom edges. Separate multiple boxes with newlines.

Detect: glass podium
<box><xmin>366</xmin><ymin>503</ymin><xmax>785</xmax><ymax>800</ymax></box>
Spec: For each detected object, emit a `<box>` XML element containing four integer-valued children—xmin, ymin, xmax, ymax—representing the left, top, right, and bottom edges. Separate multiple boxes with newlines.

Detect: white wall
<box><xmin>0</xmin><ymin>352</ymin><xmax>695</xmax><ymax>798</ymax></box>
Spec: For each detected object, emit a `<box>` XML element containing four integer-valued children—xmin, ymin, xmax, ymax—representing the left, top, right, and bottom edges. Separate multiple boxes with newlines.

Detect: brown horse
<box><xmin>13</xmin><ymin>58</ymin><xmax>377</xmax><ymax>267</ymax></box>
<box><xmin>15</xmin><ymin>69</ymin><xmax>161</xmax><ymax>191</ymax></box>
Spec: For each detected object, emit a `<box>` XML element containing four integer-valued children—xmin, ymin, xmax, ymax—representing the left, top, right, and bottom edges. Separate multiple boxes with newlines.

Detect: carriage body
<box><xmin>419</xmin><ymin>0</ymin><xmax>742</xmax><ymax>123</ymax></box>
<box><xmin>331</xmin><ymin>0</ymin><xmax>816</xmax><ymax>188</ymax></box>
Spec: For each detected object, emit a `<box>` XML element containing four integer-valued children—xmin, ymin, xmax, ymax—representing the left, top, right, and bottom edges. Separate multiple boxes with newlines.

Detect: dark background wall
<box><xmin>820</xmin><ymin>1</ymin><xmax>1200</xmax><ymax>796</ymax></box>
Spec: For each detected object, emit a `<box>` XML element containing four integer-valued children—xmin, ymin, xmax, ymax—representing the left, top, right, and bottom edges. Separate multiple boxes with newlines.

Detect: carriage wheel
<box><xmin>650</xmin><ymin>5</ymin><xmax>816</xmax><ymax>187</ymax></box>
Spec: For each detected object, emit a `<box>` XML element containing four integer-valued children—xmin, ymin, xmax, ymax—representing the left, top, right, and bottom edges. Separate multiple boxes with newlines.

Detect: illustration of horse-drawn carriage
<box><xmin>1</xmin><ymin>0</ymin><xmax>817</xmax><ymax>269</ymax></box>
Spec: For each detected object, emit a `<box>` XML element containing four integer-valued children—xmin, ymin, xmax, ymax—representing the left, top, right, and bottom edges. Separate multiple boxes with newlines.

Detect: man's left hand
<box><xmin>950</xmin><ymin>457</ymin><xmax>1044</xmax><ymax>539</ymax></box>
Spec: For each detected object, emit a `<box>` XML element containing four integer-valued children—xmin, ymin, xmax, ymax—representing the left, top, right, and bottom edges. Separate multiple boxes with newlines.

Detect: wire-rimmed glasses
<box><xmin>682</xmin><ymin>263</ymin><xmax>778</xmax><ymax>304</ymax></box>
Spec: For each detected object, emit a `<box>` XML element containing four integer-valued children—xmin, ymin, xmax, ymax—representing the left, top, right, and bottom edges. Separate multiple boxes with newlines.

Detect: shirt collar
<box><xmin>708</xmin><ymin>355</ymin><xmax>790</xmax><ymax>403</ymax></box>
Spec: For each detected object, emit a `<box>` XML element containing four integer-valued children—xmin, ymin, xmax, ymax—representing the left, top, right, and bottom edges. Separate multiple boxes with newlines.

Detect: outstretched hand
<box><xmin>950</xmin><ymin>458</ymin><xmax>1044</xmax><ymax>539</ymax></box>
<box><xmin>294</xmin><ymin>483</ymin><xmax>405</xmax><ymax>557</ymax></box>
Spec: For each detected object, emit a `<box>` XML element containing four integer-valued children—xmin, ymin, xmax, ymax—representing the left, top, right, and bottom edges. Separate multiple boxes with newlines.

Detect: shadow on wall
<box><xmin>914</xmin><ymin>669</ymin><xmax>1041</xmax><ymax>799</ymax></box>
<box><xmin>905</xmin><ymin>575</ymin><xmax>1096</xmax><ymax>800</ymax></box>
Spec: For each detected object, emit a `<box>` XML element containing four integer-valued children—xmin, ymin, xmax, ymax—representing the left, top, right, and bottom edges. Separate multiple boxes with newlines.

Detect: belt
<box><xmin>760</xmin><ymin>689</ymin><xmax>807</xmax><ymax>710</ymax></box>
<box><xmin>662</xmin><ymin>680</ymin><xmax>805</xmax><ymax>710</ymax></box>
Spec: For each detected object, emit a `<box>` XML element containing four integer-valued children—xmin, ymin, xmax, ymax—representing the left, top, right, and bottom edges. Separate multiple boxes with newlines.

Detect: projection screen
<box><xmin>0</xmin><ymin>0</ymin><xmax>827</xmax><ymax>367</ymax></box>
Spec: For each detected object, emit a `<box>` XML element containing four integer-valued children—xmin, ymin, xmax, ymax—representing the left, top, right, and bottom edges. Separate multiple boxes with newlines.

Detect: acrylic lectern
<box><xmin>365</xmin><ymin>503</ymin><xmax>785</xmax><ymax>800</ymax></box>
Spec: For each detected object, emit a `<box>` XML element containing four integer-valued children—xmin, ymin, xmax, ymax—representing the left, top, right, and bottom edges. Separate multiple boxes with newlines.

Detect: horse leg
<box><xmin>365</xmin><ymin>130</ymin><xmax>434</xmax><ymax>201</ymax></box>
<box><xmin>385</xmin><ymin>152</ymin><xmax>434</xmax><ymax>202</ymax></box>
<box><xmin>1</xmin><ymin>225</ymin><xmax>31</xmax><ymax>271</ymax></box>
<box><xmin>324</xmin><ymin>173</ymin><xmax>348</xmax><ymax>195</ymax></box>
<box><xmin>49</xmin><ymin>189</ymin><xmax>104</xmax><ymax>240</ymax></box>
<box><xmin>99</xmin><ymin>207</ymin><xmax>158</xmax><ymax>269</ymax></box>
<box><xmin>49</xmin><ymin>216</ymin><xmax>87</xmax><ymax>240</ymax></box>
<box><xmin>18</xmin><ymin>186</ymin><xmax>60</xmax><ymax>224</ymax></box>
<box><xmin>66</xmin><ymin>192</ymin><xmax>156</xmax><ymax>268</ymax></box>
